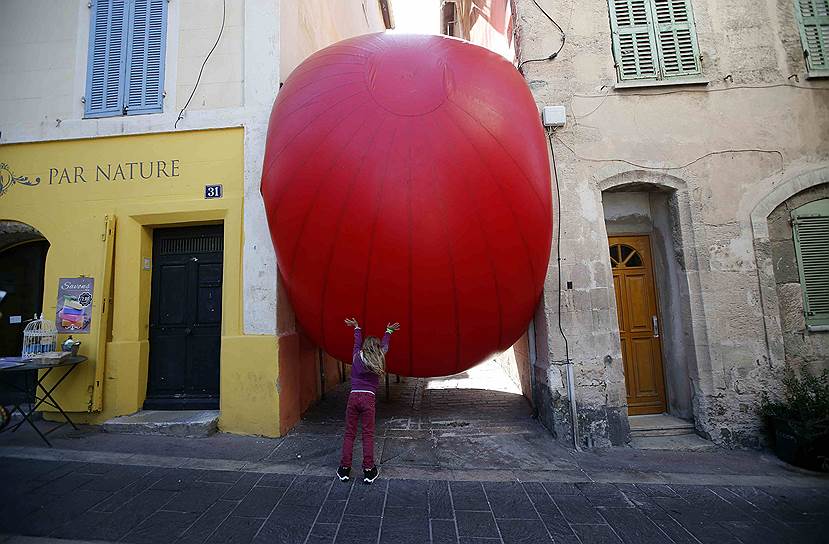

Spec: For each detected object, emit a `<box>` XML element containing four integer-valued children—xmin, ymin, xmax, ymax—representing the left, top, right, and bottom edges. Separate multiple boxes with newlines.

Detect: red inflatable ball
<box><xmin>261</xmin><ymin>33</ymin><xmax>552</xmax><ymax>377</ymax></box>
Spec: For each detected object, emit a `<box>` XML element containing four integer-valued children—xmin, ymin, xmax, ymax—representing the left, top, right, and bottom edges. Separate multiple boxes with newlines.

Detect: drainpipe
<box><xmin>565</xmin><ymin>360</ymin><xmax>581</xmax><ymax>451</ymax></box>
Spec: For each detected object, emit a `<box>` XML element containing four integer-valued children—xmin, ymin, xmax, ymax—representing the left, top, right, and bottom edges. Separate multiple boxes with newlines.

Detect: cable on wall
<box><xmin>517</xmin><ymin>0</ymin><xmax>566</xmax><ymax>73</ymax></box>
<box><xmin>569</xmin><ymin>82</ymin><xmax>829</xmax><ymax>121</ymax></box>
<box><xmin>547</xmin><ymin>131</ymin><xmax>571</xmax><ymax>369</ymax></box>
<box><xmin>546</xmin><ymin>129</ymin><xmax>581</xmax><ymax>451</ymax></box>
<box><xmin>554</xmin><ymin>135</ymin><xmax>785</xmax><ymax>173</ymax></box>
<box><xmin>175</xmin><ymin>0</ymin><xmax>226</xmax><ymax>129</ymax></box>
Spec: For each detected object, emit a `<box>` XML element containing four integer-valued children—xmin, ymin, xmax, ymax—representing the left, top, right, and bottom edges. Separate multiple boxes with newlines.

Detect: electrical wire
<box><xmin>568</xmin><ymin>82</ymin><xmax>829</xmax><ymax>120</ymax></box>
<box><xmin>572</xmin><ymin>82</ymin><xmax>829</xmax><ymax>99</ymax></box>
<box><xmin>530</xmin><ymin>0</ymin><xmax>564</xmax><ymax>33</ymax></box>
<box><xmin>547</xmin><ymin>129</ymin><xmax>581</xmax><ymax>451</ymax></box>
<box><xmin>517</xmin><ymin>0</ymin><xmax>566</xmax><ymax>72</ymax></box>
<box><xmin>175</xmin><ymin>0</ymin><xmax>226</xmax><ymax>129</ymax></box>
<box><xmin>553</xmin><ymin>135</ymin><xmax>785</xmax><ymax>173</ymax></box>
<box><xmin>547</xmin><ymin>131</ymin><xmax>571</xmax><ymax>373</ymax></box>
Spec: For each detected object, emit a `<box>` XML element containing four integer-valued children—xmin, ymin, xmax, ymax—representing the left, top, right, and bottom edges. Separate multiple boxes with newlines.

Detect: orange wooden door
<box><xmin>609</xmin><ymin>235</ymin><xmax>666</xmax><ymax>415</ymax></box>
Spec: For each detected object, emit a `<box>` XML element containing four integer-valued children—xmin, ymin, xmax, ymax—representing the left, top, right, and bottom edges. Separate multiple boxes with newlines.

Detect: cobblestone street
<box><xmin>1</xmin><ymin>456</ymin><xmax>828</xmax><ymax>544</ymax></box>
<box><xmin>2</xmin><ymin>364</ymin><xmax>828</xmax><ymax>543</ymax></box>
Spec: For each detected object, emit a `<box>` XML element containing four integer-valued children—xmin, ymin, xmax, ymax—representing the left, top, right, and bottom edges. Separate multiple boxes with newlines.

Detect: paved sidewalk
<box><xmin>2</xmin><ymin>455</ymin><xmax>828</xmax><ymax>544</ymax></box>
<box><xmin>2</xmin><ymin>364</ymin><xmax>828</xmax><ymax>542</ymax></box>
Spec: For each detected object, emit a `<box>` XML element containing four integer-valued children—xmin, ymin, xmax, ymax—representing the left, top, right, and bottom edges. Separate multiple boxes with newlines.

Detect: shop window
<box><xmin>84</xmin><ymin>0</ymin><xmax>168</xmax><ymax>118</ymax></box>
<box><xmin>792</xmin><ymin>198</ymin><xmax>829</xmax><ymax>328</ymax></box>
<box><xmin>795</xmin><ymin>0</ymin><xmax>829</xmax><ymax>78</ymax></box>
<box><xmin>607</xmin><ymin>0</ymin><xmax>702</xmax><ymax>82</ymax></box>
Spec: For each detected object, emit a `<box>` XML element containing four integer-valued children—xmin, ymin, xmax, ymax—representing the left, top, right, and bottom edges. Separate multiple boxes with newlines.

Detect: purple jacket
<box><xmin>350</xmin><ymin>327</ymin><xmax>391</xmax><ymax>394</ymax></box>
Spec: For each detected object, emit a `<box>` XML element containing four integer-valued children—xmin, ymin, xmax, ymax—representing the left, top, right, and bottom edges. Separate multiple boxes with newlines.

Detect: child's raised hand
<box><xmin>344</xmin><ymin>317</ymin><xmax>359</xmax><ymax>328</ymax></box>
<box><xmin>386</xmin><ymin>322</ymin><xmax>400</xmax><ymax>332</ymax></box>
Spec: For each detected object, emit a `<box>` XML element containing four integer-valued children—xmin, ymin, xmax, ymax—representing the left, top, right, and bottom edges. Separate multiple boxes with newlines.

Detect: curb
<box><xmin>2</xmin><ymin>446</ymin><xmax>828</xmax><ymax>487</ymax></box>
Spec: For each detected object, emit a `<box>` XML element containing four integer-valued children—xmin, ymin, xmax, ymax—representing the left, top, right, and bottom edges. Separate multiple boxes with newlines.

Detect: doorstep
<box><xmin>629</xmin><ymin>413</ymin><xmax>697</xmax><ymax>437</ymax></box>
<box><xmin>101</xmin><ymin>410</ymin><xmax>218</xmax><ymax>438</ymax></box>
<box><xmin>629</xmin><ymin>413</ymin><xmax>718</xmax><ymax>451</ymax></box>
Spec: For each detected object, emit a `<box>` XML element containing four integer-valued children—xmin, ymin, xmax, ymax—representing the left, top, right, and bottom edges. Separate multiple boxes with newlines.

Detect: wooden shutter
<box><xmin>795</xmin><ymin>0</ymin><xmax>829</xmax><ymax>74</ymax></box>
<box><xmin>652</xmin><ymin>0</ymin><xmax>701</xmax><ymax>77</ymax></box>
<box><xmin>125</xmin><ymin>0</ymin><xmax>168</xmax><ymax>114</ymax></box>
<box><xmin>792</xmin><ymin>199</ymin><xmax>829</xmax><ymax>327</ymax></box>
<box><xmin>609</xmin><ymin>0</ymin><xmax>659</xmax><ymax>80</ymax></box>
<box><xmin>85</xmin><ymin>0</ymin><xmax>128</xmax><ymax>118</ymax></box>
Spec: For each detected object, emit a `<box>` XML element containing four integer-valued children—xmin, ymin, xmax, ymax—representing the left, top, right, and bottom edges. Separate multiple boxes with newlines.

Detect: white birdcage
<box><xmin>22</xmin><ymin>314</ymin><xmax>58</xmax><ymax>358</ymax></box>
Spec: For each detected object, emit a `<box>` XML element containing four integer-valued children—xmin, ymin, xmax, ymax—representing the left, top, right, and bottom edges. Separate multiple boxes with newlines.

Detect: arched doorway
<box><xmin>0</xmin><ymin>221</ymin><xmax>50</xmax><ymax>407</ymax></box>
<box><xmin>601</xmin><ymin>182</ymin><xmax>697</xmax><ymax>424</ymax></box>
<box><xmin>0</xmin><ymin>222</ymin><xmax>49</xmax><ymax>356</ymax></box>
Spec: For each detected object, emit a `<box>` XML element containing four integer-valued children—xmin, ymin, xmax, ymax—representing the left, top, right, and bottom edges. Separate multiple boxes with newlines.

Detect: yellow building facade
<box><xmin>0</xmin><ymin>0</ymin><xmax>390</xmax><ymax>438</ymax></box>
<box><xmin>0</xmin><ymin>128</ymin><xmax>280</xmax><ymax>435</ymax></box>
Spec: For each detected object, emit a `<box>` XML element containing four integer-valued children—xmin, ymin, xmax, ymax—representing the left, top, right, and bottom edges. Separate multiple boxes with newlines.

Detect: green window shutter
<box><xmin>651</xmin><ymin>0</ymin><xmax>701</xmax><ymax>78</ymax></box>
<box><xmin>794</xmin><ymin>0</ymin><xmax>829</xmax><ymax>75</ymax></box>
<box><xmin>792</xmin><ymin>199</ymin><xmax>829</xmax><ymax>328</ymax></box>
<box><xmin>608</xmin><ymin>0</ymin><xmax>659</xmax><ymax>80</ymax></box>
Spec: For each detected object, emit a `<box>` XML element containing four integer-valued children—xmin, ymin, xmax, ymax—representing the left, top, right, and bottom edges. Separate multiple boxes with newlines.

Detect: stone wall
<box><xmin>512</xmin><ymin>0</ymin><xmax>829</xmax><ymax>448</ymax></box>
<box><xmin>768</xmin><ymin>185</ymin><xmax>829</xmax><ymax>377</ymax></box>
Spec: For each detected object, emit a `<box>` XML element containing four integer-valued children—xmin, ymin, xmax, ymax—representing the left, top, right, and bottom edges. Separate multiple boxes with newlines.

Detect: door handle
<box><xmin>652</xmin><ymin>315</ymin><xmax>659</xmax><ymax>338</ymax></box>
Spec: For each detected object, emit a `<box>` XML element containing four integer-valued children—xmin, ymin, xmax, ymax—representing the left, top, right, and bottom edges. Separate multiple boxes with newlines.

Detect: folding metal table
<box><xmin>0</xmin><ymin>355</ymin><xmax>87</xmax><ymax>447</ymax></box>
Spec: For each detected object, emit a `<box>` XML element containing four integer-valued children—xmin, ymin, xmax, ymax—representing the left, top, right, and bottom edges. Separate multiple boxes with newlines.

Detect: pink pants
<box><xmin>340</xmin><ymin>392</ymin><xmax>376</xmax><ymax>469</ymax></box>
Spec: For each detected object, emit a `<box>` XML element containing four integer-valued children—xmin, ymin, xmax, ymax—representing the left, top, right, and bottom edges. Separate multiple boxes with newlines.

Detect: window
<box><xmin>609</xmin><ymin>244</ymin><xmax>643</xmax><ymax>268</ymax></box>
<box><xmin>794</xmin><ymin>0</ymin><xmax>829</xmax><ymax>77</ymax></box>
<box><xmin>792</xmin><ymin>199</ymin><xmax>829</xmax><ymax>328</ymax></box>
<box><xmin>442</xmin><ymin>1</ymin><xmax>459</xmax><ymax>37</ymax></box>
<box><xmin>85</xmin><ymin>0</ymin><xmax>168</xmax><ymax>118</ymax></box>
<box><xmin>608</xmin><ymin>0</ymin><xmax>701</xmax><ymax>82</ymax></box>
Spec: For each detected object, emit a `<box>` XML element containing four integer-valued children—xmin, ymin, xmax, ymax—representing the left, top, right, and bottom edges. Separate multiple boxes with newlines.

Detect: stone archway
<box><xmin>598</xmin><ymin>171</ymin><xmax>703</xmax><ymax>422</ymax></box>
<box><xmin>0</xmin><ymin>220</ymin><xmax>46</xmax><ymax>252</ymax></box>
<box><xmin>0</xmin><ymin>221</ymin><xmax>49</xmax><ymax>406</ymax></box>
<box><xmin>749</xmin><ymin>166</ymin><xmax>829</xmax><ymax>368</ymax></box>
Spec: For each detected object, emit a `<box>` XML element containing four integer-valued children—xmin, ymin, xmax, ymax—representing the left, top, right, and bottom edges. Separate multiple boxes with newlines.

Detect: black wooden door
<box><xmin>145</xmin><ymin>226</ymin><xmax>223</xmax><ymax>410</ymax></box>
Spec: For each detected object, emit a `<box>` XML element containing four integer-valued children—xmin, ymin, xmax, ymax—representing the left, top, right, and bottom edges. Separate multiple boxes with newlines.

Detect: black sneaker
<box><xmin>337</xmin><ymin>466</ymin><xmax>351</xmax><ymax>482</ymax></box>
<box><xmin>363</xmin><ymin>466</ymin><xmax>379</xmax><ymax>484</ymax></box>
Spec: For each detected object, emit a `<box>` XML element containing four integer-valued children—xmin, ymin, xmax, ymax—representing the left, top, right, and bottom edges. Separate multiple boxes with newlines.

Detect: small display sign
<box><xmin>56</xmin><ymin>277</ymin><xmax>94</xmax><ymax>334</ymax></box>
<box><xmin>205</xmin><ymin>184</ymin><xmax>223</xmax><ymax>199</ymax></box>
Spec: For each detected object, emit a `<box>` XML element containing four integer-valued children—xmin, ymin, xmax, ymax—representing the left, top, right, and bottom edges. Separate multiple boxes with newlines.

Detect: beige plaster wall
<box><xmin>279</xmin><ymin>0</ymin><xmax>387</xmax><ymax>81</ymax></box>
<box><xmin>0</xmin><ymin>0</ymin><xmax>249</xmax><ymax>126</ymax></box>
<box><xmin>513</xmin><ymin>0</ymin><xmax>829</xmax><ymax>447</ymax></box>
<box><xmin>176</xmin><ymin>0</ymin><xmax>246</xmax><ymax>111</ymax></box>
<box><xmin>0</xmin><ymin>0</ymin><xmax>79</xmax><ymax>126</ymax></box>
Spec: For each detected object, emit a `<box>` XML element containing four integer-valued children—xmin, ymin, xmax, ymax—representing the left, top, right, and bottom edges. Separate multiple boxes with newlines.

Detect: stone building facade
<box><xmin>446</xmin><ymin>0</ymin><xmax>829</xmax><ymax>448</ymax></box>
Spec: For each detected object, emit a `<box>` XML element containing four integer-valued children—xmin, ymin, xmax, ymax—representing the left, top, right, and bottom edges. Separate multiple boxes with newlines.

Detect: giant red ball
<box><xmin>261</xmin><ymin>33</ymin><xmax>552</xmax><ymax>377</ymax></box>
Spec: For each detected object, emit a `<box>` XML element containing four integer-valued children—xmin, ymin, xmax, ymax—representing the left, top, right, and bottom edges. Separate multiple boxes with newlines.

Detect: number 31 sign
<box><xmin>204</xmin><ymin>184</ymin><xmax>223</xmax><ymax>199</ymax></box>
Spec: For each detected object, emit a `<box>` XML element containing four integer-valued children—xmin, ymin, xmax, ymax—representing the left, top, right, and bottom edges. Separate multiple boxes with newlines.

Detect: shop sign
<box><xmin>56</xmin><ymin>277</ymin><xmax>94</xmax><ymax>334</ymax></box>
<box><xmin>0</xmin><ymin>159</ymin><xmax>181</xmax><ymax>198</ymax></box>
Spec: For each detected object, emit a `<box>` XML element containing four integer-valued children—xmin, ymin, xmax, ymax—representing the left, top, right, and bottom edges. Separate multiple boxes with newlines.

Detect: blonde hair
<box><xmin>360</xmin><ymin>336</ymin><xmax>386</xmax><ymax>376</ymax></box>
